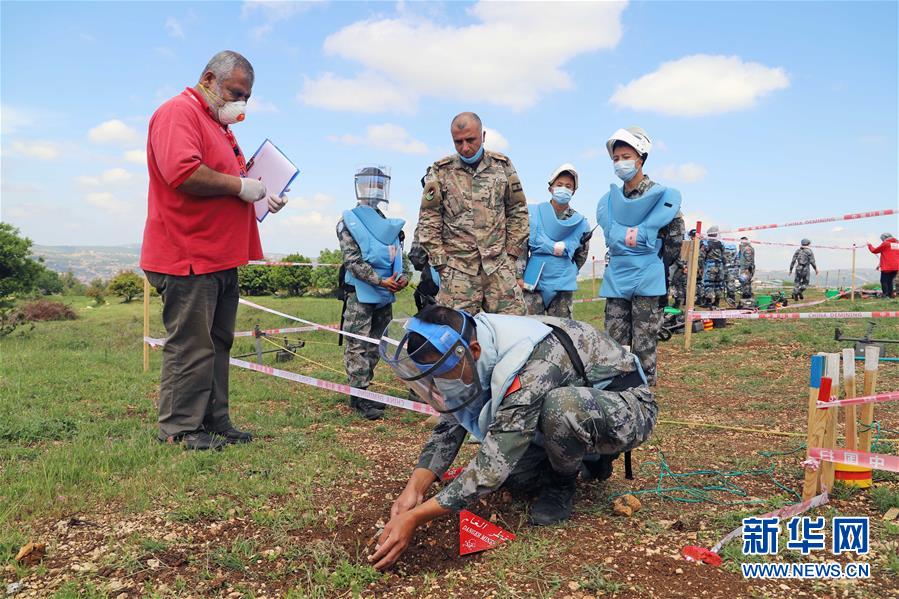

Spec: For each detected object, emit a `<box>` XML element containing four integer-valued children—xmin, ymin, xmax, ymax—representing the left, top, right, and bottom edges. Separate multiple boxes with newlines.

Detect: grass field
<box><xmin>1</xmin><ymin>283</ymin><xmax>898</xmax><ymax>598</ymax></box>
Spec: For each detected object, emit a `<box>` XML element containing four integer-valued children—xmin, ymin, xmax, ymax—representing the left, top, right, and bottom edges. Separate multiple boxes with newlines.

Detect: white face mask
<box><xmin>202</xmin><ymin>83</ymin><xmax>247</xmax><ymax>125</ymax></box>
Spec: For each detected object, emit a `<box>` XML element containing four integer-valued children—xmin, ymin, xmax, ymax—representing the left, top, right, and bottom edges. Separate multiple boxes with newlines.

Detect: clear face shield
<box><xmin>355</xmin><ymin>165</ymin><xmax>391</xmax><ymax>210</ymax></box>
<box><xmin>379</xmin><ymin>312</ymin><xmax>484</xmax><ymax>414</ymax></box>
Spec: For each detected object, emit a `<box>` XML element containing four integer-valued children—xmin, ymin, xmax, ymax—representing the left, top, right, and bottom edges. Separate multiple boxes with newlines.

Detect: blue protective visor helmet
<box><xmin>379</xmin><ymin>310</ymin><xmax>484</xmax><ymax>413</ymax></box>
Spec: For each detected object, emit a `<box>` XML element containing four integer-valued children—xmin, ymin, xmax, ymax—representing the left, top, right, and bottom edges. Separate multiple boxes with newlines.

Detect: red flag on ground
<box><xmin>681</xmin><ymin>545</ymin><xmax>723</xmax><ymax>566</ymax></box>
<box><xmin>459</xmin><ymin>510</ymin><xmax>515</xmax><ymax>556</ymax></box>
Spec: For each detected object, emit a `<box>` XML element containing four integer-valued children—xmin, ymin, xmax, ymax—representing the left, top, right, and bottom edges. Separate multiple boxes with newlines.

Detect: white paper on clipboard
<box><xmin>245</xmin><ymin>139</ymin><xmax>299</xmax><ymax>222</ymax></box>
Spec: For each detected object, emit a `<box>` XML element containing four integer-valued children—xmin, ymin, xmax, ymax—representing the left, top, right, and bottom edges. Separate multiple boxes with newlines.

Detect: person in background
<box><xmin>596</xmin><ymin>127</ymin><xmax>684</xmax><ymax>385</ymax></box>
<box><xmin>417</xmin><ymin>112</ymin><xmax>528</xmax><ymax>315</ymax></box>
<box><xmin>699</xmin><ymin>226</ymin><xmax>728</xmax><ymax>308</ymax></box>
<box><xmin>141</xmin><ymin>50</ymin><xmax>287</xmax><ymax>450</ymax></box>
<box><xmin>736</xmin><ymin>237</ymin><xmax>756</xmax><ymax>302</ymax></box>
<box><xmin>789</xmin><ymin>239</ymin><xmax>818</xmax><ymax>300</ymax></box>
<box><xmin>520</xmin><ymin>163</ymin><xmax>591</xmax><ymax>318</ymax></box>
<box><xmin>867</xmin><ymin>232</ymin><xmax>899</xmax><ymax>298</ymax></box>
<box><xmin>669</xmin><ymin>230</ymin><xmax>695</xmax><ymax>309</ymax></box>
<box><xmin>336</xmin><ymin>166</ymin><xmax>409</xmax><ymax>420</ymax></box>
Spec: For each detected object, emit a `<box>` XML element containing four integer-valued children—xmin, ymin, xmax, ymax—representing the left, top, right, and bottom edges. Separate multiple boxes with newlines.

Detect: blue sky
<box><xmin>2</xmin><ymin>0</ymin><xmax>897</xmax><ymax>271</ymax></box>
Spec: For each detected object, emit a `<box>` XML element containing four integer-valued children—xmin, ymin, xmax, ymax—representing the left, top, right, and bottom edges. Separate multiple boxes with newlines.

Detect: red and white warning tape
<box><xmin>816</xmin><ymin>390</ymin><xmax>899</xmax><ymax>409</ymax></box>
<box><xmin>808</xmin><ymin>447</ymin><xmax>899</xmax><ymax>473</ymax></box>
<box><xmin>573</xmin><ymin>297</ymin><xmax>605</xmax><ymax>304</ymax></box>
<box><xmin>229</xmin><ymin>357</ymin><xmax>437</xmax><ymax>415</ymax></box>
<box><xmin>688</xmin><ymin>310</ymin><xmax>899</xmax><ymax>321</ymax></box>
<box><xmin>144</xmin><ymin>326</ymin><xmax>318</xmax><ymax>347</ymax></box>
<box><xmin>247</xmin><ymin>261</ymin><xmax>339</xmax><ymax>267</ymax></box>
<box><xmin>719</xmin><ymin>208</ymin><xmax>896</xmax><ymax>234</ymax></box>
<box><xmin>238</xmin><ymin>298</ymin><xmax>397</xmax><ymax>346</ymax></box>
<box><xmin>719</xmin><ymin>237</ymin><xmax>853</xmax><ymax>251</ymax></box>
<box><xmin>708</xmin><ymin>489</ymin><xmax>830</xmax><ymax>555</ymax></box>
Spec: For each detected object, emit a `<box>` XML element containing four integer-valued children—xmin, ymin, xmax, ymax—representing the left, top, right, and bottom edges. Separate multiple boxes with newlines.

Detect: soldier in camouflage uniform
<box><xmin>598</xmin><ymin>127</ymin><xmax>685</xmax><ymax>386</ymax></box>
<box><xmin>737</xmin><ymin>237</ymin><xmax>755</xmax><ymax>299</ymax></box>
<box><xmin>369</xmin><ymin>307</ymin><xmax>654</xmax><ymax>570</ymax></box>
<box><xmin>337</xmin><ymin>166</ymin><xmax>409</xmax><ymax>420</ymax></box>
<box><xmin>520</xmin><ymin>164</ymin><xmax>592</xmax><ymax>318</ymax></box>
<box><xmin>669</xmin><ymin>232</ymin><xmax>694</xmax><ymax>308</ymax></box>
<box><xmin>417</xmin><ymin>112</ymin><xmax>528</xmax><ymax>315</ymax></box>
<box><xmin>699</xmin><ymin>226</ymin><xmax>728</xmax><ymax>307</ymax></box>
<box><xmin>789</xmin><ymin>239</ymin><xmax>818</xmax><ymax>300</ymax></box>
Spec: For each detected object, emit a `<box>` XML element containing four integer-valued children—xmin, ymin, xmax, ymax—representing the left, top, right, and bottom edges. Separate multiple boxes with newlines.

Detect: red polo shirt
<box><xmin>140</xmin><ymin>87</ymin><xmax>262</xmax><ymax>276</ymax></box>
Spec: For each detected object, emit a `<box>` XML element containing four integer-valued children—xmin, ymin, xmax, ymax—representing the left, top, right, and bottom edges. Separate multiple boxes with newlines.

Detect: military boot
<box><xmin>529</xmin><ymin>470</ymin><xmax>577</xmax><ymax>526</ymax></box>
<box><xmin>351</xmin><ymin>396</ymin><xmax>384</xmax><ymax>421</ymax></box>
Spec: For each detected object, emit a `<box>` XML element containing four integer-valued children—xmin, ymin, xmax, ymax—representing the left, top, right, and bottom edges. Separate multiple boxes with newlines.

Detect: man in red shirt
<box><xmin>141</xmin><ymin>50</ymin><xmax>287</xmax><ymax>450</ymax></box>
<box><xmin>868</xmin><ymin>232</ymin><xmax>899</xmax><ymax>299</ymax></box>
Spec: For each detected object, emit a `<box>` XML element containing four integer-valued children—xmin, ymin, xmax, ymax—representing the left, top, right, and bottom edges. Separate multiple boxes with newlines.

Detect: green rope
<box><xmin>608</xmin><ymin>446</ymin><xmax>804</xmax><ymax>506</ymax></box>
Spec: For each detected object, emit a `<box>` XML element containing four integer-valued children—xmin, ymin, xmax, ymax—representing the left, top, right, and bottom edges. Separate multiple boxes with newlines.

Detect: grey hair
<box><xmin>451</xmin><ymin>112</ymin><xmax>482</xmax><ymax>131</ymax></box>
<box><xmin>200</xmin><ymin>50</ymin><xmax>254</xmax><ymax>86</ymax></box>
<box><xmin>882</xmin><ymin>233</ymin><xmax>893</xmax><ymax>241</ymax></box>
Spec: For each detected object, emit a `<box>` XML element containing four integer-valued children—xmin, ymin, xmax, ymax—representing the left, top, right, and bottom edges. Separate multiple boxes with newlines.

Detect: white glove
<box><xmin>553</xmin><ymin>241</ymin><xmax>566</xmax><ymax>257</ymax></box>
<box><xmin>238</xmin><ymin>178</ymin><xmax>267</xmax><ymax>203</ymax></box>
<box><xmin>267</xmin><ymin>192</ymin><xmax>288</xmax><ymax>214</ymax></box>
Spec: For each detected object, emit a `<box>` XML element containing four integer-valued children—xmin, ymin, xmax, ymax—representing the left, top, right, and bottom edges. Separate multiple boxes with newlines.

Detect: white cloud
<box><xmin>247</xmin><ymin>96</ymin><xmax>279</xmax><ymax>113</ymax></box>
<box><xmin>832</xmin><ymin>226</ymin><xmax>845</xmax><ymax>233</ymax></box>
<box><xmin>483</xmin><ymin>128</ymin><xmax>508</xmax><ymax>152</ymax></box>
<box><xmin>88</xmin><ymin>119</ymin><xmax>142</xmax><ymax>146</ymax></box>
<box><xmin>79</xmin><ymin>32</ymin><xmax>95</xmax><ymax>43</ymax></box>
<box><xmin>1</xmin><ymin>105</ymin><xmax>35</xmax><ymax>135</ymax></box>
<box><xmin>288</xmin><ymin>193</ymin><xmax>335</xmax><ymax>210</ymax></box>
<box><xmin>656</xmin><ymin>162</ymin><xmax>708</xmax><ymax>183</ymax></box>
<box><xmin>241</xmin><ymin>0</ymin><xmax>314</xmax><ymax>21</ymax></box>
<box><xmin>165</xmin><ymin>17</ymin><xmax>184</xmax><ymax>39</ymax></box>
<box><xmin>76</xmin><ymin>168</ymin><xmax>134</xmax><ymax>187</ymax></box>
<box><xmin>610</xmin><ymin>54</ymin><xmax>790</xmax><ymax>117</ymax></box>
<box><xmin>123</xmin><ymin>149</ymin><xmax>147</xmax><ymax>164</ymax></box>
<box><xmin>84</xmin><ymin>192</ymin><xmax>132</xmax><ymax>216</ymax></box>
<box><xmin>6</xmin><ymin>140</ymin><xmax>61</xmax><ymax>160</ymax></box>
<box><xmin>328</xmin><ymin>123</ymin><xmax>429</xmax><ymax>155</ymax></box>
<box><xmin>300</xmin><ymin>72</ymin><xmax>415</xmax><ymax>114</ymax></box>
<box><xmin>581</xmin><ymin>148</ymin><xmax>602</xmax><ymax>160</ymax></box>
<box><xmin>303</xmin><ymin>1</ymin><xmax>626</xmax><ymax>112</ymax></box>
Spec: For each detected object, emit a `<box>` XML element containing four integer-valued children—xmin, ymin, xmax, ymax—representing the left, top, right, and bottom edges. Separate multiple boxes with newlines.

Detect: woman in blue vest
<box><xmin>521</xmin><ymin>164</ymin><xmax>592</xmax><ymax>318</ymax></box>
<box><xmin>336</xmin><ymin>165</ymin><xmax>409</xmax><ymax>420</ymax></box>
<box><xmin>596</xmin><ymin>127</ymin><xmax>685</xmax><ymax>385</ymax></box>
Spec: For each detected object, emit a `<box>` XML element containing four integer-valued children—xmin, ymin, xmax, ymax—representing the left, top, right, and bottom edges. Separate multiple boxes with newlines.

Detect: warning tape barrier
<box><xmin>719</xmin><ymin>208</ymin><xmax>896</xmax><ymax>234</ymax></box>
<box><xmin>247</xmin><ymin>261</ymin><xmax>339</xmax><ymax>267</ymax></box>
<box><xmin>719</xmin><ymin>237</ymin><xmax>853</xmax><ymax>251</ymax></box>
<box><xmin>573</xmin><ymin>297</ymin><xmax>605</xmax><ymax>304</ymax></box>
<box><xmin>144</xmin><ymin>326</ymin><xmax>319</xmax><ymax>346</ymax></box>
<box><xmin>816</xmin><ymin>390</ymin><xmax>899</xmax><ymax>409</ymax></box>
<box><xmin>229</xmin><ymin>357</ymin><xmax>437</xmax><ymax>416</ymax></box>
<box><xmin>688</xmin><ymin>310</ymin><xmax>899</xmax><ymax>321</ymax></box>
<box><xmin>808</xmin><ymin>447</ymin><xmax>899</xmax><ymax>473</ymax></box>
<box><xmin>709</xmin><ymin>489</ymin><xmax>829</xmax><ymax>555</ymax></box>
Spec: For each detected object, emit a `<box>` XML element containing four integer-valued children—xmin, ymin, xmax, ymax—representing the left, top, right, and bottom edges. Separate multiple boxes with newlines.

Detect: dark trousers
<box><xmin>882</xmin><ymin>271</ymin><xmax>897</xmax><ymax>298</ymax></box>
<box><xmin>145</xmin><ymin>268</ymin><xmax>239</xmax><ymax>438</ymax></box>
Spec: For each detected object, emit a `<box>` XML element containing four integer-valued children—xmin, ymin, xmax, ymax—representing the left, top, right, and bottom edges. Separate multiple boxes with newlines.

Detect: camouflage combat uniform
<box><xmin>418</xmin><ymin>151</ymin><xmax>528</xmax><ymax>315</ymax></box>
<box><xmin>669</xmin><ymin>239</ymin><xmax>692</xmax><ymax>308</ymax></box>
<box><xmin>415</xmin><ymin>318</ymin><xmax>656</xmax><ymax>511</ymax></box>
<box><xmin>737</xmin><ymin>243</ymin><xmax>755</xmax><ymax>298</ymax></box>
<box><xmin>699</xmin><ymin>238</ymin><xmax>728</xmax><ymax>306</ymax></box>
<box><xmin>337</xmin><ymin>214</ymin><xmax>409</xmax><ymax>400</ymax></box>
<box><xmin>522</xmin><ymin>205</ymin><xmax>590</xmax><ymax>319</ymax></box>
<box><xmin>603</xmin><ymin>176</ymin><xmax>684</xmax><ymax>386</ymax></box>
<box><xmin>790</xmin><ymin>247</ymin><xmax>817</xmax><ymax>297</ymax></box>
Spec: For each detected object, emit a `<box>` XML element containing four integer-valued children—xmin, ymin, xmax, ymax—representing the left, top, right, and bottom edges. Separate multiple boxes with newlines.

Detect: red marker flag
<box><xmin>459</xmin><ymin>510</ymin><xmax>515</xmax><ymax>556</ymax></box>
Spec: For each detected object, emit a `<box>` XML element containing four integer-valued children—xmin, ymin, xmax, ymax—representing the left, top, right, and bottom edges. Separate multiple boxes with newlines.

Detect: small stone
<box><xmin>779</xmin><ymin>584</ymin><xmax>790</xmax><ymax>591</ymax></box>
<box><xmin>568</xmin><ymin>581</ymin><xmax>580</xmax><ymax>591</ymax></box>
<box><xmin>14</xmin><ymin>543</ymin><xmax>45</xmax><ymax>566</ymax></box>
<box><xmin>146</xmin><ymin>558</ymin><xmax>161</xmax><ymax>570</ymax></box>
<box><xmin>675</xmin><ymin>568</ymin><xmax>684</xmax><ymax>575</ymax></box>
<box><xmin>163</xmin><ymin>532</ymin><xmax>178</xmax><ymax>541</ymax></box>
<box><xmin>6</xmin><ymin>582</ymin><xmax>23</xmax><ymax>596</ymax></box>
<box><xmin>405</xmin><ymin>586</ymin><xmax>416</xmax><ymax>594</ymax></box>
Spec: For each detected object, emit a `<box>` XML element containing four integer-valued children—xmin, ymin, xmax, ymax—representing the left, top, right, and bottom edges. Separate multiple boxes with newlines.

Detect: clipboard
<box><xmin>245</xmin><ymin>139</ymin><xmax>300</xmax><ymax>222</ymax></box>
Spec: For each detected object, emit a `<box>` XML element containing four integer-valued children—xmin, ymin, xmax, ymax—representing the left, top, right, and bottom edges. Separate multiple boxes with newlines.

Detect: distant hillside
<box><xmin>32</xmin><ymin>245</ymin><xmax>142</xmax><ymax>281</ymax></box>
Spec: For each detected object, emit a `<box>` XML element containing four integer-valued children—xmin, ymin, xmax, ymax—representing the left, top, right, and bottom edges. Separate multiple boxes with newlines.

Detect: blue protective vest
<box><xmin>596</xmin><ymin>183</ymin><xmax>682</xmax><ymax>299</ymax></box>
<box><xmin>342</xmin><ymin>205</ymin><xmax>405</xmax><ymax>307</ymax></box>
<box><xmin>523</xmin><ymin>202</ymin><xmax>590</xmax><ymax>307</ymax></box>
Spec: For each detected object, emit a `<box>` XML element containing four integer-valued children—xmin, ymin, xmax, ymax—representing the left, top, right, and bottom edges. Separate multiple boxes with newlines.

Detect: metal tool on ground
<box><xmin>232</xmin><ymin>324</ymin><xmax>305</xmax><ymax>365</ymax></box>
<box><xmin>835</xmin><ymin>321</ymin><xmax>898</xmax><ymax>358</ymax></box>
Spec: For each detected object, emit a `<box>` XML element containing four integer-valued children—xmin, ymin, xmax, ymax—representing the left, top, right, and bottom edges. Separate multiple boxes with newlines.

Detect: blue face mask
<box><xmin>551</xmin><ymin>187</ymin><xmax>573</xmax><ymax>204</ymax></box>
<box><xmin>614</xmin><ymin>160</ymin><xmax>638</xmax><ymax>182</ymax></box>
<box><xmin>459</xmin><ymin>145</ymin><xmax>484</xmax><ymax>165</ymax></box>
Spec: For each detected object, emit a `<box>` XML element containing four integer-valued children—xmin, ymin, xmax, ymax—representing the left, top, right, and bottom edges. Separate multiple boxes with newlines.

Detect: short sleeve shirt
<box><xmin>140</xmin><ymin>87</ymin><xmax>262</xmax><ymax>275</ymax></box>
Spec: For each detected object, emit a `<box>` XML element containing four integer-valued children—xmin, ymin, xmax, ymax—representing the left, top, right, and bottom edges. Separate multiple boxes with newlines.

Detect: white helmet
<box><xmin>548</xmin><ymin>163</ymin><xmax>579</xmax><ymax>191</ymax></box>
<box><xmin>606</xmin><ymin>126</ymin><xmax>652</xmax><ymax>160</ymax></box>
<box><xmin>707</xmin><ymin>226</ymin><xmax>719</xmax><ymax>238</ymax></box>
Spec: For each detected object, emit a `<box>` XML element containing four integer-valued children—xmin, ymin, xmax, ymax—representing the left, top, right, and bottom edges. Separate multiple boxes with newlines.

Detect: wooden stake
<box><xmin>591</xmin><ymin>257</ymin><xmax>597</xmax><ymax>298</ymax></box>
<box><xmin>802</xmin><ymin>354</ymin><xmax>826</xmax><ymax>501</ymax></box>
<box><xmin>850</xmin><ymin>246</ymin><xmax>857</xmax><ymax>302</ymax></box>
<box><xmin>842</xmin><ymin>348</ymin><xmax>857</xmax><ymax>451</ymax></box>
<box><xmin>820</xmin><ymin>353</ymin><xmax>840</xmax><ymax>492</ymax></box>
<box><xmin>683</xmin><ymin>222</ymin><xmax>702</xmax><ymax>350</ymax></box>
<box><xmin>143</xmin><ymin>276</ymin><xmax>151</xmax><ymax>373</ymax></box>
<box><xmin>859</xmin><ymin>345</ymin><xmax>880</xmax><ymax>453</ymax></box>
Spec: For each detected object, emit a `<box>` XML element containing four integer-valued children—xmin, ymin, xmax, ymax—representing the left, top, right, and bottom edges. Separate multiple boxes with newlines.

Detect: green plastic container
<box><xmin>664</xmin><ymin>307</ymin><xmax>683</xmax><ymax>316</ymax></box>
<box><xmin>824</xmin><ymin>289</ymin><xmax>841</xmax><ymax>299</ymax></box>
<box><xmin>756</xmin><ymin>295</ymin><xmax>773</xmax><ymax>310</ymax></box>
